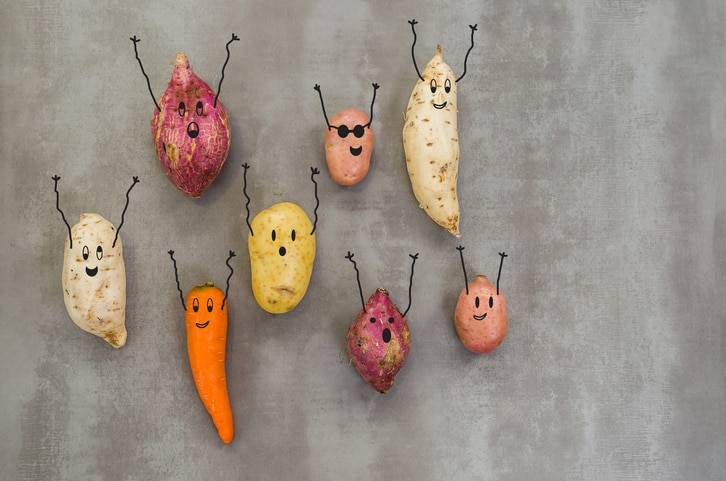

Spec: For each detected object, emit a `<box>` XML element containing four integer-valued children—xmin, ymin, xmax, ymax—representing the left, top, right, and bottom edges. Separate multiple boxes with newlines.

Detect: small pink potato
<box><xmin>454</xmin><ymin>275</ymin><xmax>508</xmax><ymax>354</ymax></box>
<box><xmin>324</xmin><ymin>108</ymin><xmax>374</xmax><ymax>186</ymax></box>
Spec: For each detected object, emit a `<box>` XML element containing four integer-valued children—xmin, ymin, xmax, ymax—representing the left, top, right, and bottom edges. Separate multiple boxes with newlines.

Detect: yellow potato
<box><xmin>248</xmin><ymin>202</ymin><xmax>316</xmax><ymax>314</ymax></box>
<box><xmin>62</xmin><ymin>213</ymin><xmax>127</xmax><ymax>348</ymax></box>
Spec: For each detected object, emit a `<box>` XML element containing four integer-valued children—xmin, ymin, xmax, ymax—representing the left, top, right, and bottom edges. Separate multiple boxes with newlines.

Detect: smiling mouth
<box><xmin>433</xmin><ymin>101</ymin><xmax>447</xmax><ymax>110</ymax></box>
<box><xmin>473</xmin><ymin>313</ymin><xmax>487</xmax><ymax>321</ymax></box>
<box><xmin>85</xmin><ymin>266</ymin><xmax>98</xmax><ymax>277</ymax></box>
<box><xmin>349</xmin><ymin>146</ymin><xmax>362</xmax><ymax>156</ymax></box>
<box><xmin>195</xmin><ymin>321</ymin><xmax>210</xmax><ymax>329</ymax></box>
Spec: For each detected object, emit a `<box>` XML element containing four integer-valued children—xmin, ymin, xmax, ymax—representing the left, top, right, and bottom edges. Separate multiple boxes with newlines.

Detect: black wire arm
<box><xmin>130</xmin><ymin>36</ymin><xmax>160</xmax><ymax>112</ymax></box>
<box><xmin>496</xmin><ymin>252</ymin><xmax>508</xmax><ymax>295</ymax></box>
<box><xmin>214</xmin><ymin>34</ymin><xmax>240</xmax><ymax>108</ymax></box>
<box><xmin>168</xmin><ymin>250</ymin><xmax>186</xmax><ymax>311</ymax></box>
<box><xmin>402</xmin><ymin>253</ymin><xmax>419</xmax><ymax>317</ymax></box>
<box><xmin>456</xmin><ymin>245</ymin><xmax>469</xmax><ymax>295</ymax></box>
<box><xmin>241</xmin><ymin>163</ymin><xmax>253</xmax><ymax>236</ymax></box>
<box><xmin>52</xmin><ymin>175</ymin><xmax>73</xmax><ymax>249</ymax></box>
<box><xmin>222</xmin><ymin>251</ymin><xmax>236</xmax><ymax>310</ymax></box>
<box><xmin>346</xmin><ymin>251</ymin><xmax>366</xmax><ymax>313</ymax></box>
<box><xmin>113</xmin><ymin>176</ymin><xmax>139</xmax><ymax>248</ymax></box>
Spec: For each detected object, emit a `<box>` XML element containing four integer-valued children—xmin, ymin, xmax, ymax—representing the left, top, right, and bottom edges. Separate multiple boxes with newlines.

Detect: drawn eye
<box><xmin>430</xmin><ymin>79</ymin><xmax>437</xmax><ymax>93</ymax></box>
<box><xmin>271</xmin><ymin>230</ymin><xmax>276</xmax><ymax>241</ymax></box>
<box><xmin>388</xmin><ymin>317</ymin><xmax>394</xmax><ymax>324</ymax></box>
<box><xmin>353</xmin><ymin>125</ymin><xmax>365</xmax><ymax>138</ymax></box>
<box><xmin>489</xmin><ymin>296</ymin><xmax>494</xmax><ymax>308</ymax></box>
<box><xmin>82</xmin><ymin>245</ymin><xmax>90</xmax><ymax>260</ymax></box>
<box><xmin>192</xmin><ymin>298</ymin><xmax>199</xmax><ymax>313</ymax></box>
<box><xmin>337</xmin><ymin>125</ymin><xmax>350</xmax><ymax>138</ymax></box>
<box><xmin>475</xmin><ymin>296</ymin><xmax>480</xmax><ymax>308</ymax></box>
<box><xmin>207</xmin><ymin>298</ymin><xmax>214</xmax><ymax>313</ymax></box>
<box><xmin>291</xmin><ymin>230</ymin><xmax>296</xmax><ymax>242</ymax></box>
<box><xmin>96</xmin><ymin>245</ymin><xmax>103</xmax><ymax>260</ymax></box>
<box><xmin>369</xmin><ymin>317</ymin><xmax>376</xmax><ymax>324</ymax></box>
<box><xmin>196</xmin><ymin>101</ymin><xmax>203</xmax><ymax>115</ymax></box>
<box><xmin>178</xmin><ymin>101</ymin><xmax>186</xmax><ymax>117</ymax></box>
<box><xmin>444</xmin><ymin>78</ymin><xmax>452</xmax><ymax>93</ymax></box>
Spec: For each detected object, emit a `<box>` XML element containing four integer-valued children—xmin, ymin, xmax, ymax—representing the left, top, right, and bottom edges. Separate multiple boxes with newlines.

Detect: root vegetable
<box><xmin>169</xmin><ymin>250</ymin><xmax>236</xmax><ymax>444</ymax></box>
<box><xmin>402</xmin><ymin>20</ymin><xmax>477</xmax><ymax>237</ymax></box>
<box><xmin>454</xmin><ymin>247</ymin><xmax>508</xmax><ymax>354</ymax></box>
<box><xmin>345</xmin><ymin>252</ymin><xmax>418</xmax><ymax>393</ymax></box>
<box><xmin>53</xmin><ymin>176</ymin><xmax>139</xmax><ymax>348</ymax></box>
<box><xmin>243</xmin><ymin>164</ymin><xmax>321</xmax><ymax>314</ymax></box>
<box><xmin>131</xmin><ymin>35</ymin><xmax>239</xmax><ymax>198</ymax></box>
<box><xmin>314</xmin><ymin>83</ymin><xmax>379</xmax><ymax>186</ymax></box>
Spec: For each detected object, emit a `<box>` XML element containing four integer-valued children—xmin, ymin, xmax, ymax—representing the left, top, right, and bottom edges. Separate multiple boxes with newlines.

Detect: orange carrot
<box><xmin>170</xmin><ymin>250</ymin><xmax>236</xmax><ymax>444</ymax></box>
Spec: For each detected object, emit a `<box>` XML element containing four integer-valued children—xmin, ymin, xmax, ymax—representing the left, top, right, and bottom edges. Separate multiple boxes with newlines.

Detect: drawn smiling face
<box><xmin>417</xmin><ymin>45</ymin><xmax>458</xmax><ymax>114</ymax></box>
<box><xmin>248</xmin><ymin>202</ymin><xmax>316</xmax><ymax>314</ymax></box>
<box><xmin>454</xmin><ymin>274</ymin><xmax>508</xmax><ymax>354</ymax></box>
<box><xmin>65</xmin><ymin>213</ymin><xmax>122</xmax><ymax>283</ymax></box>
<box><xmin>191</xmin><ymin>296</ymin><xmax>213</xmax><ymax>328</ymax></box>
<box><xmin>185</xmin><ymin>282</ymin><xmax>227</xmax><ymax>344</ymax></box>
<box><xmin>324</xmin><ymin>108</ymin><xmax>374</xmax><ymax>186</ymax></box>
<box><xmin>81</xmin><ymin>244</ymin><xmax>103</xmax><ymax>277</ymax></box>
<box><xmin>62</xmin><ymin>213</ymin><xmax>126</xmax><ymax>346</ymax></box>
<box><xmin>185</xmin><ymin>284</ymin><xmax>224</xmax><ymax>328</ymax></box>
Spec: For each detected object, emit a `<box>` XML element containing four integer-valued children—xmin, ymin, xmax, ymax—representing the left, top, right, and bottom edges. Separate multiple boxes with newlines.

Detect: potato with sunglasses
<box><xmin>314</xmin><ymin>83</ymin><xmax>379</xmax><ymax>186</ymax></box>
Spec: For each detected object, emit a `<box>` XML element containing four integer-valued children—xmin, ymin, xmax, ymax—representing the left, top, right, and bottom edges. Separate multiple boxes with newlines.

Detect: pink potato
<box><xmin>324</xmin><ymin>108</ymin><xmax>374</xmax><ymax>186</ymax></box>
<box><xmin>346</xmin><ymin>288</ymin><xmax>411</xmax><ymax>393</ymax></box>
<box><xmin>454</xmin><ymin>275</ymin><xmax>508</xmax><ymax>354</ymax></box>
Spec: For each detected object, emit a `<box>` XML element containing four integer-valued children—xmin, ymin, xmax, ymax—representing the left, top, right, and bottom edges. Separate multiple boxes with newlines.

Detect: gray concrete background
<box><xmin>1</xmin><ymin>1</ymin><xmax>724</xmax><ymax>480</ymax></box>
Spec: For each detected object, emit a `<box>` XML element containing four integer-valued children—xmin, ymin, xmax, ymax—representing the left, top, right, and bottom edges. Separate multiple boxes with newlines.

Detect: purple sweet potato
<box><xmin>346</xmin><ymin>288</ymin><xmax>411</xmax><ymax>394</ymax></box>
<box><xmin>151</xmin><ymin>53</ymin><xmax>231</xmax><ymax>198</ymax></box>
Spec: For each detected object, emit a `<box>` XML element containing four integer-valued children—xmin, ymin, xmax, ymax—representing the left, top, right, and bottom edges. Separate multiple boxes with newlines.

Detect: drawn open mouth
<box><xmin>187</xmin><ymin>122</ymin><xmax>199</xmax><ymax>139</ymax></box>
<box><xmin>85</xmin><ymin>266</ymin><xmax>98</xmax><ymax>277</ymax></box>
<box><xmin>382</xmin><ymin>328</ymin><xmax>391</xmax><ymax>343</ymax></box>
<box><xmin>349</xmin><ymin>146</ymin><xmax>362</xmax><ymax>156</ymax></box>
<box><xmin>473</xmin><ymin>313</ymin><xmax>487</xmax><ymax>321</ymax></box>
<box><xmin>195</xmin><ymin>320</ymin><xmax>210</xmax><ymax>329</ymax></box>
<box><xmin>433</xmin><ymin>102</ymin><xmax>447</xmax><ymax>110</ymax></box>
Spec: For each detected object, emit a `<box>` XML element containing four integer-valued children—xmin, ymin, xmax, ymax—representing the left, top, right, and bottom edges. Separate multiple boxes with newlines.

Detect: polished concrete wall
<box><xmin>2</xmin><ymin>1</ymin><xmax>724</xmax><ymax>479</ymax></box>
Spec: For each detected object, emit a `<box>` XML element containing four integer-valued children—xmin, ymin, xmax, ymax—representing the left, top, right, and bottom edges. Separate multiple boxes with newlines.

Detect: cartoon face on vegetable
<box><xmin>52</xmin><ymin>175</ymin><xmax>139</xmax><ymax>348</ymax></box>
<box><xmin>242</xmin><ymin>163</ymin><xmax>320</xmax><ymax>314</ymax></box>
<box><xmin>454</xmin><ymin>246</ymin><xmax>508</xmax><ymax>354</ymax></box>
<box><xmin>345</xmin><ymin>251</ymin><xmax>418</xmax><ymax>394</ymax></box>
<box><xmin>168</xmin><ymin>250</ymin><xmax>236</xmax><ymax>444</ymax></box>
<box><xmin>314</xmin><ymin>83</ymin><xmax>379</xmax><ymax>185</ymax></box>
<box><xmin>402</xmin><ymin>20</ymin><xmax>477</xmax><ymax>237</ymax></box>
<box><xmin>130</xmin><ymin>34</ymin><xmax>239</xmax><ymax>198</ymax></box>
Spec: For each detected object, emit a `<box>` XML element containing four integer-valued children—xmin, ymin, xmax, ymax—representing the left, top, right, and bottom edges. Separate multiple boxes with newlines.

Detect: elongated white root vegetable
<box><xmin>402</xmin><ymin>20</ymin><xmax>477</xmax><ymax>238</ymax></box>
<box><xmin>403</xmin><ymin>45</ymin><xmax>461</xmax><ymax>237</ymax></box>
<box><xmin>53</xmin><ymin>175</ymin><xmax>138</xmax><ymax>348</ymax></box>
<box><xmin>62</xmin><ymin>213</ymin><xmax>128</xmax><ymax>347</ymax></box>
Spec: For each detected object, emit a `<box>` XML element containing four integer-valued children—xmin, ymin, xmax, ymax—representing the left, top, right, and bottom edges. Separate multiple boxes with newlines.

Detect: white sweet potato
<box><xmin>403</xmin><ymin>45</ymin><xmax>461</xmax><ymax>237</ymax></box>
<box><xmin>62</xmin><ymin>213</ymin><xmax>127</xmax><ymax>348</ymax></box>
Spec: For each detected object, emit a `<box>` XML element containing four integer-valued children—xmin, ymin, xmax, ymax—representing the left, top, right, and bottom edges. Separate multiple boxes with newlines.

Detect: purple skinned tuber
<box><xmin>345</xmin><ymin>252</ymin><xmax>418</xmax><ymax>394</ymax></box>
<box><xmin>346</xmin><ymin>288</ymin><xmax>411</xmax><ymax>393</ymax></box>
<box><xmin>131</xmin><ymin>35</ymin><xmax>239</xmax><ymax>198</ymax></box>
